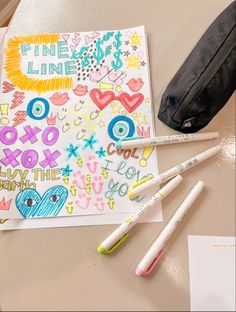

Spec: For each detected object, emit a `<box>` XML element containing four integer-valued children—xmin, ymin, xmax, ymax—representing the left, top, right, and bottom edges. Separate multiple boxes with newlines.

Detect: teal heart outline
<box><xmin>16</xmin><ymin>186</ymin><xmax>68</xmax><ymax>218</ymax></box>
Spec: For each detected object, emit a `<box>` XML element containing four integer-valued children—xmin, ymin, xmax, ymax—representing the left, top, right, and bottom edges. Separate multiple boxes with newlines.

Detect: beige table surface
<box><xmin>0</xmin><ymin>0</ymin><xmax>235</xmax><ymax>311</ymax></box>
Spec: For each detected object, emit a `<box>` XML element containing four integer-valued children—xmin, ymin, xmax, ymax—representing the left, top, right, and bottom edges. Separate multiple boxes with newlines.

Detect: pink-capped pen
<box><xmin>135</xmin><ymin>181</ymin><xmax>205</xmax><ymax>277</ymax></box>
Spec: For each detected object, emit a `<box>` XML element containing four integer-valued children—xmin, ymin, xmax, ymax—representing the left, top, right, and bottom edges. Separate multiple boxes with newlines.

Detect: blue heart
<box><xmin>16</xmin><ymin>186</ymin><xmax>68</xmax><ymax>218</ymax></box>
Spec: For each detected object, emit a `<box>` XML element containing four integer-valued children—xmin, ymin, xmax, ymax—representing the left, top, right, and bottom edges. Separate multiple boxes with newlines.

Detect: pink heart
<box><xmin>85</xmin><ymin>35</ymin><xmax>93</xmax><ymax>45</ymax></box>
<box><xmin>90</xmin><ymin>66</ymin><xmax>110</xmax><ymax>82</ymax></box>
<box><xmin>72</xmin><ymin>38</ymin><xmax>81</xmax><ymax>45</ymax></box>
<box><xmin>108</xmin><ymin>71</ymin><xmax>127</xmax><ymax>85</ymax></box>
<box><xmin>62</xmin><ymin>34</ymin><xmax>70</xmax><ymax>41</ymax></box>
<box><xmin>89</xmin><ymin>89</ymin><xmax>116</xmax><ymax>110</ymax></box>
<box><xmin>119</xmin><ymin>92</ymin><xmax>144</xmax><ymax>113</ymax></box>
<box><xmin>70</xmin><ymin>45</ymin><xmax>77</xmax><ymax>51</ymax></box>
<box><xmin>92</xmin><ymin>31</ymin><xmax>100</xmax><ymax>38</ymax></box>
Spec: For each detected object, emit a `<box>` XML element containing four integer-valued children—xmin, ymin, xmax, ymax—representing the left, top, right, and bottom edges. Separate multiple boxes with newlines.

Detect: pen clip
<box><xmin>98</xmin><ymin>233</ymin><xmax>129</xmax><ymax>254</ymax></box>
<box><xmin>115</xmin><ymin>136</ymin><xmax>144</xmax><ymax>150</ymax></box>
<box><xmin>136</xmin><ymin>249</ymin><xmax>164</xmax><ymax>277</ymax></box>
<box><xmin>128</xmin><ymin>175</ymin><xmax>153</xmax><ymax>199</ymax></box>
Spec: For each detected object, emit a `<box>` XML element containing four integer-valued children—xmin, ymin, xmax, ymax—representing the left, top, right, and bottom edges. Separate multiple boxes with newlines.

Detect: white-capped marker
<box><xmin>115</xmin><ymin>132</ymin><xmax>219</xmax><ymax>150</ymax></box>
<box><xmin>97</xmin><ymin>175</ymin><xmax>183</xmax><ymax>255</ymax></box>
<box><xmin>135</xmin><ymin>181</ymin><xmax>205</xmax><ymax>277</ymax></box>
<box><xmin>128</xmin><ymin>144</ymin><xmax>221</xmax><ymax>199</ymax></box>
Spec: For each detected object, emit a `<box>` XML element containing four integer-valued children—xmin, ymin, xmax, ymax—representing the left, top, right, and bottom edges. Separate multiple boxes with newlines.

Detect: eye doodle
<box><xmin>49</xmin><ymin>194</ymin><xmax>60</xmax><ymax>203</ymax></box>
<box><xmin>23</xmin><ymin>198</ymin><xmax>37</xmax><ymax>207</ymax></box>
<box><xmin>107</xmin><ymin>115</ymin><xmax>135</xmax><ymax>142</ymax></box>
<box><xmin>27</xmin><ymin>97</ymin><xmax>50</xmax><ymax>120</ymax></box>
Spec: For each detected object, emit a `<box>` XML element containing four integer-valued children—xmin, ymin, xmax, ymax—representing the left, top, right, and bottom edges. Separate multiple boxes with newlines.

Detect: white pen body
<box><xmin>132</xmin><ymin>144</ymin><xmax>221</xmax><ymax>196</ymax></box>
<box><xmin>120</xmin><ymin>132</ymin><xmax>219</xmax><ymax>149</ymax></box>
<box><xmin>136</xmin><ymin>181</ymin><xmax>205</xmax><ymax>275</ymax></box>
<box><xmin>99</xmin><ymin>175</ymin><xmax>183</xmax><ymax>252</ymax></box>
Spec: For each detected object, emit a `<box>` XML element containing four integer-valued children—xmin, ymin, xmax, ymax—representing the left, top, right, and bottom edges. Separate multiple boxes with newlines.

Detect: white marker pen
<box><xmin>135</xmin><ymin>181</ymin><xmax>205</xmax><ymax>277</ymax></box>
<box><xmin>116</xmin><ymin>132</ymin><xmax>219</xmax><ymax>149</ymax></box>
<box><xmin>128</xmin><ymin>144</ymin><xmax>221</xmax><ymax>199</ymax></box>
<box><xmin>97</xmin><ymin>175</ymin><xmax>183</xmax><ymax>254</ymax></box>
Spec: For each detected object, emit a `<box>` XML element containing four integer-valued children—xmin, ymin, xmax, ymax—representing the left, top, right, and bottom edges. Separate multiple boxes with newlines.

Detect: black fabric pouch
<box><xmin>158</xmin><ymin>1</ymin><xmax>236</xmax><ymax>133</ymax></box>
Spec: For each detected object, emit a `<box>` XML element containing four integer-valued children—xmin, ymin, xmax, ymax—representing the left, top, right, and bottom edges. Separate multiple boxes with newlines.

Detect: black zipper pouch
<box><xmin>158</xmin><ymin>1</ymin><xmax>236</xmax><ymax>133</ymax></box>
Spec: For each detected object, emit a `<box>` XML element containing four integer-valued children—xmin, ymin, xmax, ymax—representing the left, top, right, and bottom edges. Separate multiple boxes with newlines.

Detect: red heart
<box><xmin>89</xmin><ymin>89</ymin><xmax>116</xmax><ymax>110</ymax></box>
<box><xmin>119</xmin><ymin>92</ymin><xmax>144</xmax><ymax>113</ymax></box>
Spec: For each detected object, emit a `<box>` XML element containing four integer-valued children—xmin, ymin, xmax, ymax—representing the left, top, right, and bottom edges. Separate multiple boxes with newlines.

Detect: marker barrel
<box><xmin>119</xmin><ymin>132</ymin><xmax>219</xmax><ymax>149</ymax></box>
<box><xmin>130</xmin><ymin>144</ymin><xmax>221</xmax><ymax>197</ymax></box>
<box><xmin>135</xmin><ymin>181</ymin><xmax>205</xmax><ymax>276</ymax></box>
<box><xmin>98</xmin><ymin>175</ymin><xmax>183</xmax><ymax>253</ymax></box>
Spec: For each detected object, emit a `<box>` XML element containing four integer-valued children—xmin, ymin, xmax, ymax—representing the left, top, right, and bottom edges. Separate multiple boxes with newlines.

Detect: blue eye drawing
<box><xmin>108</xmin><ymin>116</ymin><xmax>135</xmax><ymax>142</ymax></box>
<box><xmin>32</xmin><ymin>103</ymin><xmax>45</xmax><ymax>117</ymax></box>
<box><xmin>27</xmin><ymin>97</ymin><xmax>49</xmax><ymax>120</ymax></box>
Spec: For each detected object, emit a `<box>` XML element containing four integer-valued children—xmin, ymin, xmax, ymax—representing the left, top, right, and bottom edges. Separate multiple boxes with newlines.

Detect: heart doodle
<box><xmin>89</xmin><ymin>89</ymin><xmax>116</xmax><ymax>110</ymax></box>
<box><xmin>70</xmin><ymin>45</ymin><xmax>77</xmax><ymax>51</ymax></box>
<box><xmin>85</xmin><ymin>31</ymin><xmax>100</xmax><ymax>45</ymax></box>
<box><xmin>92</xmin><ymin>31</ymin><xmax>100</xmax><ymax>38</ymax></box>
<box><xmin>108</xmin><ymin>71</ymin><xmax>127</xmax><ymax>85</ymax></box>
<box><xmin>119</xmin><ymin>92</ymin><xmax>144</xmax><ymax>113</ymax></box>
<box><xmin>72</xmin><ymin>38</ymin><xmax>81</xmax><ymax>45</ymax></box>
<box><xmin>62</xmin><ymin>34</ymin><xmax>70</xmax><ymax>41</ymax></box>
<box><xmin>16</xmin><ymin>186</ymin><xmax>68</xmax><ymax>218</ymax></box>
<box><xmin>127</xmin><ymin>78</ymin><xmax>144</xmax><ymax>92</ymax></box>
<box><xmin>90</xmin><ymin>66</ymin><xmax>111</xmax><ymax>82</ymax></box>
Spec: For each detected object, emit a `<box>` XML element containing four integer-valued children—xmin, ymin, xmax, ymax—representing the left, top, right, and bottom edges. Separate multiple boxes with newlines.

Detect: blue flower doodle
<box><xmin>16</xmin><ymin>186</ymin><xmax>68</xmax><ymax>218</ymax></box>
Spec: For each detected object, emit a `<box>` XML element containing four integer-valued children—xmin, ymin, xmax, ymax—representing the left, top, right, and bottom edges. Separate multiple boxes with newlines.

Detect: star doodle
<box><xmin>125</xmin><ymin>40</ymin><xmax>130</xmax><ymax>45</ymax></box>
<box><xmin>65</xmin><ymin>144</ymin><xmax>80</xmax><ymax>159</ymax></box>
<box><xmin>132</xmin><ymin>45</ymin><xmax>138</xmax><ymax>51</ymax></box>
<box><xmin>127</xmin><ymin>53</ymin><xmax>142</xmax><ymax>69</ymax></box>
<box><xmin>129</xmin><ymin>31</ymin><xmax>142</xmax><ymax>46</ymax></box>
<box><xmin>137</xmin><ymin>50</ymin><xmax>144</xmax><ymax>58</ymax></box>
<box><xmin>110</xmin><ymin>102</ymin><xmax>127</xmax><ymax>115</ymax></box>
<box><xmin>61</xmin><ymin>164</ymin><xmax>73</xmax><ymax>176</ymax></box>
<box><xmin>124</xmin><ymin>51</ymin><xmax>131</xmax><ymax>57</ymax></box>
<box><xmin>125</xmin><ymin>30</ymin><xmax>133</xmax><ymax>37</ymax></box>
<box><xmin>140</xmin><ymin>60</ymin><xmax>146</xmax><ymax>67</ymax></box>
<box><xmin>82</xmin><ymin>133</ymin><xmax>98</xmax><ymax>150</ymax></box>
<box><xmin>96</xmin><ymin>147</ymin><xmax>106</xmax><ymax>158</ymax></box>
<box><xmin>98</xmin><ymin>119</ymin><xmax>106</xmax><ymax>127</ymax></box>
<box><xmin>131</xmin><ymin>112</ymin><xmax>148</xmax><ymax>126</ymax></box>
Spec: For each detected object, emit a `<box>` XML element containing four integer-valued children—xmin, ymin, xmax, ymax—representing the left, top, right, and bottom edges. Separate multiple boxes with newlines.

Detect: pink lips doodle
<box><xmin>73</xmin><ymin>84</ymin><xmax>88</xmax><ymax>96</ymax></box>
<box><xmin>49</xmin><ymin>92</ymin><xmax>70</xmax><ymax>106</ymax></box>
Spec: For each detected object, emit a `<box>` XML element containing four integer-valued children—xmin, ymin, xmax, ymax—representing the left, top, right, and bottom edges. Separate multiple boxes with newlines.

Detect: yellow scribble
<box><xmin>129</xmin><ymin>32</ymin><xmax>142</xmax><ymax>46</ymax></box>
<box><xmin>4</xmin><ymin>34</ymin><xmax>73</xmax><ymax>94</ymax></box>
<box><xmin>126</xmin><ymin>53</ymin><xmax>141</xmax><ymax>69</ymax></box>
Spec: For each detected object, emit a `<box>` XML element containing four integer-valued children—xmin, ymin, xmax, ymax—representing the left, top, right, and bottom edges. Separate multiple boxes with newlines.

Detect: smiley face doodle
<box><xmin>16</xmin><ymin>186</ymin><xmax>68</xmax><ymax>218</ymax></box>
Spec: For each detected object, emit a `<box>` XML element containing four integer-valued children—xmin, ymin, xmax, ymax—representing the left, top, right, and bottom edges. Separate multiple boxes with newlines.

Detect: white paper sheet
<box><xmin>0</xmin><ymin>26</ymin><xmax>163</xmax><ymax>230</ymax></box>
<box><xmin>188</xmin><ymin>235</ymin><xmax>236</xmax><ymax>311</ymax></box>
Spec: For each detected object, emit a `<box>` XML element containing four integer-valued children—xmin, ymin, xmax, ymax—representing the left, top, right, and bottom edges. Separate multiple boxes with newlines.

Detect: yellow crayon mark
<box><xmin>4</xmin><ymin>34</ymin><xmax>72</xmax><ymax>94</ymax></box>
<box><xmin>140</xmin><ymin>146</ymin><xmax>154</xmax><ymax>167</ymax></box>
<box><xmin>0</xmin><ymin>117</ymin><xmax>9</xmax><ymax>125</ymax></box>
<box><xmin>0</xmin><ymin>104</ymin><xmax>9</xmax><ymax>115</ymax></box>
<box><xmin>129</xmin><ymin>32</ymin><xmax>142</xmax><ymax>46</ymax></box>
<box><xmin>127</xmin><ymin>53</ymin><xmax>141</xmax><ymax>69</ymax></box>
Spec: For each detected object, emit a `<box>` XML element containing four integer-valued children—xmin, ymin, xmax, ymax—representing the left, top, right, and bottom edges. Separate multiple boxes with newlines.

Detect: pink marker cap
<box><xmin>135</xmin><ymin>249</ymin><xmax>164</xmax><ymax>277</ymax></box>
